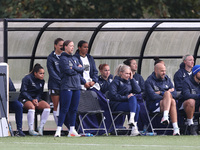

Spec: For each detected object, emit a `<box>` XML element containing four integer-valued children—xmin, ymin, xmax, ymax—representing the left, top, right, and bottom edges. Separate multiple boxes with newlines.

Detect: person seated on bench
<box><xmin>145</xmin><ymin>63</ymin><xmax>180</xmax><ymax>135</ymax></box>
<box><xmin>97</xmin><ymin>64</ymin><xmax>113</xmax><ymax>96</ymax></box>
<box><xmin>108</xmin><ymin>64</ymin><xmax>141</xmax><ymax>136</ymax></box>
<box><xmin>181</xmin><ymin>65</ymin><xmax>200</xmax><ymax>135</ymax></box>
<box><xmin>9</xmin><ymin>78</ymin><xmax>25</xmax><ymax>136</ymax></box>
<box><xmin>18</xmin><ymin>63</ymin><xmax>50</xmax><ymax>136</ymax></box>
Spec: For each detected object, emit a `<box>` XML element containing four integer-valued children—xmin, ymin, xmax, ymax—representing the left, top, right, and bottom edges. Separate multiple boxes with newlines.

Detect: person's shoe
<box><xmin>128</xmin><ymin>118</ymin><xmax>135</xmax><ymax>127</ymax></box>
<box><xmin>68</xmin><ymin>130</ymin><xmax>81</xmax><ymax>137</ymax></box>
<box><xmin>173</xmin><ymin>128</ymin><xmax>180</xmax><ymax>136</ymax></box>
<box><xmin>54</xmin><ymin>129</ymin><xmax>61</xmax><ymax>137</ymax></box>
<box><xmin>161</xmin><ymin>117</ymin><xmax>169</xmax><ymax>125</ymax></box>
<box><xmin>29</xmin><ymin>130</ymin><xmax>39</xmax><ymax>136</ymax></box>
<box><xmin>188</xmin><ymin>125</ymin><xmax>198</xmax><ymax>135</ymax></box>
<box><xmin>38</xmin><ymin>127</ymin><xmax>43</xmax><ymax>136</ymax></box>
<box><xmin>130</xmin><ymin>129</ymin><xmax>140</xmax><ymax>136</ymax></box>
<box><xmin>15</xmin><ymin>129</ymin><xmax>25</xmax><ymax>137</ymax></box>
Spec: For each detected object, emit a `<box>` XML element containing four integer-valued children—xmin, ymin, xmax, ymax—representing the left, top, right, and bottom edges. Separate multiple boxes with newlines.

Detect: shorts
<box><xmin>148</xmin><ymin>100</ymin><xmax>161</xmax><ymax>113</ymax></box>
<box><xmin>49</xmin><ymin>89</ymin><xmax>60</xmax><ymax>96</ymax></box>
<box><xmin>179</xmin><ymin>99</ymin><xmax>200</xmax><ymax>112</ymax></box>
<box><xmin>20</xmin><ymin>99</ymin><xmax>41</xmax><ymax>105</ymax></box>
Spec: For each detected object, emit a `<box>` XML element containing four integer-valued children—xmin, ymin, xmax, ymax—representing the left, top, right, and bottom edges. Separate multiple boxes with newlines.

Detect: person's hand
<box><xmin>32</xmin><ymin>99</ymin><xmax>39</xmax><ymax>107</ymax></box>
<box><xmin>89</xmin><ymin>81</ymin><xmax>95</xmax><ymax>87</ymax></box>
<box><xmin>128</xmin><ymin>93</ymin><xmax>134</xmax><ymax>99</ymax></box>
<box><xmin>78</xmin><ymin>64</ymin><xmax>82</xmax><ymax>67</ymax></box>
<box><xmin>155</xmin><ymin>91</ymin><xmax>161</xmax><ymax>95</ymax></box>
<box><xmin>168</xmin><ymin>88</ymin><xmax>174</xmax><ymax>92</ymax></box>
<box><xmin>130</xmin><ymin>71</ymin><xmax>133</xmax><ymax>79</ymax></box>
<box><xmin>84</xmin><ymin>82</ymin><xmax>91</xmax><ymax>89</ymax></box>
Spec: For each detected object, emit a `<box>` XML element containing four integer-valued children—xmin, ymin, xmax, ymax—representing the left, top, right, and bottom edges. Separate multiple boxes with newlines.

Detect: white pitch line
<box><xmin>1</xmin><ymin>142</ymin><xmax>200</xmax><ymax>148</ymax></box>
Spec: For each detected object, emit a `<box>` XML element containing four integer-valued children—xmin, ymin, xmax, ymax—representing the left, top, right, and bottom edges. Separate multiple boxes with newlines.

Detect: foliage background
<box><xmin>0</xmin><ymin>0</ymin><xmax>200</xmax><ymax>18</ymax></box>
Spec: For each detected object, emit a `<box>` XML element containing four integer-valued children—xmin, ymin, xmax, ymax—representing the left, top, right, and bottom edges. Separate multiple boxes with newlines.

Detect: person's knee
<box><xmin>171</xmin><ymin>99</ymin><xmax>176</xmax><ymax>107</ymax></box>
<box><xmin>184</xmin><ymin>99</ymin><xmax>195</xmax><ymax>108</ymax></box>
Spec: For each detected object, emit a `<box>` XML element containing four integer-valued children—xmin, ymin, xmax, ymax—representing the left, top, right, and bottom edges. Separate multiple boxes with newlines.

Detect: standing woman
<box><xmin>18</xmin><ymin>63</ymin><xmax>50</xmax><ymax>136</ymax></box>
<box><xmin>108</xmin><ymin>64</ymin><xmax>141</xmax><ymax>136</ymax></box>
<box><xmin>54</xmin><ymin>40</ymin><xmax>84</xmax><ymax>137</ymax></box>
<box><xmin>47</xmin><ymin>38</ymin><xmax>64</xmax><ymax>125</ymax></box>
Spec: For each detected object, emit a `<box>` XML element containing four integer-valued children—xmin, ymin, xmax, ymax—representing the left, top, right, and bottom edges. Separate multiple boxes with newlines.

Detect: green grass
<box><xmin>1</xmin><ymin>135</ymin><xmax>200</xmax><ymax>150</ymax></box>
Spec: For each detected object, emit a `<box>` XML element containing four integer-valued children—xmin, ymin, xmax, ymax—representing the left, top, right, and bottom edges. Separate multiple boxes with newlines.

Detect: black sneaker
<box><xmin>15</xmin><ymin>130</ymin><xmax>26</xmax><ymax>137</ymax></box>
<box><xmin>188</xmin><ymin>125</ymin><xmax>198</xmax><ymax>135</ymax></box>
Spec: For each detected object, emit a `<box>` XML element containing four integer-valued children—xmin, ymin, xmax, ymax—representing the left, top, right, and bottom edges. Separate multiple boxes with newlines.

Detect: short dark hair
<box><xmin>123</xmin><ymin>58</ymin><xmax>135</xmax><ymax>66</ymax></box>
<box><xmin>78</xmin><ymin>40</ymin><xmax>88</xmax><ymax>48</ymax></box>
<box><xmin>54</xmin><ymin>38</ymin><xmax>64</xmax><ymax>45</ymax></box>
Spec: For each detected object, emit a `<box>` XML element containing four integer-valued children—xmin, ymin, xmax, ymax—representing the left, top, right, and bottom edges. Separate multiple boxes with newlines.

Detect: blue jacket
<box><xmin>98</xmin><ymin>74</ymin><xmax>113</xmax><ymax>94</ymax></box>
<box><xmin>59</xmin><ymin>51</ymin><xmax>84</xmax><ymax>90</ymax></box>
<box><xmin>133</xmin><ymin>73</ymin><xmax>145</xmax><ymax>92</ymax></box>
<box><xmin>19</xmin><ymin>73</ymin><xmax>44</xmax><ymax>101</ymax></box>
<box><xmin>47</xmin><ymin>51</ymin><xmax>61</xmax><ymax>90</ymax></box>
<box><xmin>108</xmin><ymin>76</ymin><xmax>141</xmax><ymax>110</ymax></box>
<box><xmin>182</xmin><ymin>75</ymin><xmax>200</xmax><ymax>101</ymax></box>
<box><xmin>145</xmin><ymin>72</ymin><xmax>177</xmax><ymax>105</ymax></box>
<box><xmin>9</xmin><ymin>78</ymin><xmax>16</xmax><ymax>91</ymax></box>
<box><xmin>73</xmin><ymin>50</ymin><xmax>98</xmax><ymax>84</ymax></box>
<box><xmin>174</xmin><ymin>62</ymin><xmax>191</xmax><ymax>91</ymax></box>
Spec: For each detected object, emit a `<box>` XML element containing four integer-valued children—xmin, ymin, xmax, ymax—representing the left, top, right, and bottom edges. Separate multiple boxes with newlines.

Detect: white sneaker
<box><xmin>68</xmin><ymin>130</ymin><xmax>81</xmax><ymax>137</ymax></box>
<box><xmin>38</xmin><ymin>127</ymin><xmax>43</xmax><ymax>136</ymax></box>
<box><xmin>173</xmin><ymin>128</ymin><xmax>180</xmax><ymax>136</ymax></box>
<box><xmin>130</xmin><ymin>129</ymin><xmax>140</xmax><ymax>136</ymax></box>
<box><xmin>54</xmin><ymin>129</ymin><xmax>61</xmax><ymax>137</ymax></box>
<box><xmin>161</xmin><ymin>117</ymin><xmax>169</xmax><ymax>125</ymax></box>
<box><xmin>29</xmin><ymin>130</ymin><xmax>39</xmax><ymax>136</ymax></box>
<box><xmin>128</xmin><ymin>118</ymin><xmax>135</xmax><ymax>127</ymax></box>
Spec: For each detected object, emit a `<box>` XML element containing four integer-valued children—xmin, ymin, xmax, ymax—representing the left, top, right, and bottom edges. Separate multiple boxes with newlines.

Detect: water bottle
<box><xmin>81</xmin><ymin>133</ymin><xmax>93</xmax><ymax>137</ymax></box>
<box><xmin>146</xmin><ymin>132</ymin><xmax>157</xmax><ymax>136</ymax></box>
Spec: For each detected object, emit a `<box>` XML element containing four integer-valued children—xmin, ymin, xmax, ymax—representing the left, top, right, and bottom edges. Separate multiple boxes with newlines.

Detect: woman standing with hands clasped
<box><xmin>108</xmin><ymin>64</ymin><xmax>141</xmax><ymax>136</ymax></box>
<box><xmin>18</xmin><ymin>63</ymin><xmax>50</xmax><ymax>136</ymax></box>
<box><xmin>54</xmin><ymin>40</ymin><xmax>84</xmax><ymax>137</ymax></box>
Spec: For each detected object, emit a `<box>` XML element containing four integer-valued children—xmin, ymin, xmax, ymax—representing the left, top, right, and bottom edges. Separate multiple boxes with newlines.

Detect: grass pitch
<box><xmin>1</xmin><ymin>135</ymin><xmax>200</xmax><ymax>150</ymax></box>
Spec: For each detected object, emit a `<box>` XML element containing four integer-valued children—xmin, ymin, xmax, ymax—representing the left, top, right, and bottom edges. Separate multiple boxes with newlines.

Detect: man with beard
<box><xmin>181</xmin><ymin>65</ymin><xmax>200</xmax><ymax>135</ymax></box>
<box><xmin>145</xmin><ymin>63</ymin><xmax>180</xmax><ymax>135</ymax></box>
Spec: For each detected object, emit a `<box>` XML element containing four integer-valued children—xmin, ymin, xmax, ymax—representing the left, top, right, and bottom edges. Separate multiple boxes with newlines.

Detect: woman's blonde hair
<box><xmin>114</xmin><ymin>64</ymin><xmax>131</xmax><ymax>77</ymax></box>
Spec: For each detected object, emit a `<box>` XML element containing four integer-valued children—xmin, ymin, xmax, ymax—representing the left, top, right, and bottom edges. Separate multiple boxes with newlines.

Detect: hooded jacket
<box><xmin>98</xmin><ymin>74</ymin><xmax>113</xmax><ymax>94</ymax></box>
<box><xmin>108</xmin><ymin>76</ymin><xmax>141</xmax><ymax>110</ymax></box>
<box><xmin>73</xmin><ymin>50</ymin><xmax>98</xmax><ymax>84</ymax></box>
<box><xmin>145</xmin><ymin>72</ymin><xmax>177</xmax><ymax>105</ymax></box>
<box><xmin>174</xmin><ymin>62</ymin><xmax>191</xmax><ymax>91</ymax></box>
<box><xmin>182</xmin><ymin>75</ymin><xmax>200</xmax><ymax>101</ymax></box>
<box><xmin>47</xmin><ymin>51</ymin><xmax>61</xmax><ymax>90</ymax></box>
<box><xmin>19</xmin><ymin>73</ymin><xmax>44</xmax><ymax>101</ymax></box>
<box><xmin>59</xmin><ymin>51</ymin><xmax>84</xmax><ymax>90</ymax></box>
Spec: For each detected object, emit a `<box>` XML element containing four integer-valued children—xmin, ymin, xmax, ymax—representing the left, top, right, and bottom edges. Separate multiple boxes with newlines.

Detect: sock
<box><xmin>53</xmin><ymin>111</ymin><xmax>58</xmax><ymax>125</ymax></box>
<box><xmin>130</xmin><ymin>112</ymin><xmax>135</xmax><ymax>120</ymax></box>
<box><xmin>39</xmin><ymin>108</ymin><xmax>50</xmax><ymax>129</ymax></box>
<box><xmin>132</xmin><ymin>122</ymin><xmax>138</xmax><ymax>130</ymax></box>
<box><xmin>172</xmin><ymin>122</ymin><xmax>179</xmax><ymax>129</ymax></box>
<box><xmin>56</xmin><ymin>126</ymin><xmax>62</xmax><ymax>132</ymax></box>
<box><xmin>27</xmin><ymin>109</ymin><xmax>35</xmax><ymax>131</ymax></box>
<box><xmin>163</xmin><ymin>110</ymin><xmax>169</xmax><ymax>119</ymax></box>
<box><xmin>70</xmin><ymin>126</ymin><xmax>75</xmax><ymax>132</ymax></box>
<box><xmin>187</xmin><ymin>118</ymin><xmax>194</xmax><ymax>126</ymax></box>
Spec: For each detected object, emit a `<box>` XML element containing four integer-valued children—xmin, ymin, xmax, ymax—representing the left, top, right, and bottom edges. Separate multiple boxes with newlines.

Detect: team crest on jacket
<box><xmin>55</xmin><ymin>61</ymin><xmax>59</xmax><ymax>66</ymax></box>
<box><xmin>165</xmin><ymin>85</ymin><xmax>169</xmax><ymax>89</ymax></box>
<box><xmin>109</xmin><ymin>79</ymin><xmax>113</xmax><ymax>83</ymax></box>
<box><xmin>40</xmin><ymin>83</ymin><xmax>42</xmax><ymax>87</ymax></box>
<box><xmin>69</xmin><ymin>60</ymin><xmax>73</xmax><ymax>67</ymax></box>
<box><xmin>153</xmin><ymin>85</ymin><xmax>159</xmax><ymax>91</ymax></box>
<box><xmin>183</xmin><ymin>73</ymin><xmax>186</xmax><ymax>78</ymax></box>
<box><xmin>191</xmin><ymin>89</ymin><xmax>196</xmax><ymax>94</ymax></box>
<box><xmin>120</xmin><ymin>81</ymin><xmax>124</xmax><ymax>86</ymax></box>
<box><xmin>32</xmin><ymin>82</ymin><xmax>36</xmax><ymax>87</ymax></box>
